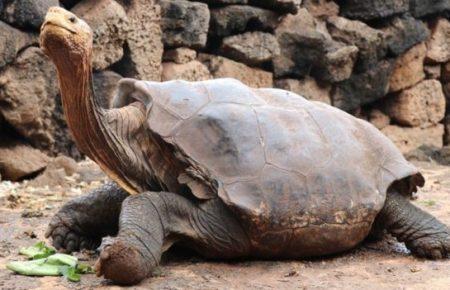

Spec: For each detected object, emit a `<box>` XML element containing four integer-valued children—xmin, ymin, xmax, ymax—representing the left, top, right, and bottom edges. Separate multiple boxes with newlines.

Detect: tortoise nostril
<box><xmin>69</xmin><ymin>16</ymin><xmax>76</xmax><ymax>23</ymax></box>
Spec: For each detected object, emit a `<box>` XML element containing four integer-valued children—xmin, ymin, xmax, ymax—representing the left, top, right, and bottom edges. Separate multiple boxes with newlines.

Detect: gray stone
<box><xmin>160</xmin><ymin>0</ymin><xmax>210</xmax><ymax>48</ymax></box>
<box><xmin>424</xmin><ymin>64</ymin><xmax>441</xmax><ymax>79</ymax></box>
<box><xmin>220</xmin><ymin>32</ymin><xmax>280</xmax><ymax>66</ymax></box>
<box><xmin>113</xmin><ymin>0</ymin><xmax>163</xmax><ymax>80</ymax></box>
<box><xmin>72</xmin><ymin>0</ymin><xmax>129</xmax><ymax>70</ymax></box>
<box><xmin>93</xmin><ymin>70</ymin><xmax>123</xmax><ymax>109</ymax></box>
<box><xmin>302</xmin><ymin>0</ymin><xmax>339</xmax><ymax>19</ymax></box>
<box><xmin>162</xmin><ymin>60</ymin><xmax>212</xmax><ymax>82</ymax></box>
<box><xmin>274</xmin><ymin>77</ymin><xmax>331</xmax><ymax>104</ymax></box>
<box><xmin>273</xmin><ymin>9</ymin><xmax>329</xmax><ymax>78</ymax></box>
<box><xmin>381</xmin><ymin>14</ymin><xmax>429</xmax><ymax>56</ymax></box>
<box><xmin>163</xmin><ymin>47</ymin><xmax>197</xmax><ymax>64</ymax></box>
<box><xmin>249</xmin><ymin>0</ymin><xmax>301</xmax><ymax>13</ymax></box>
<box><xmin>0</xmin><ymin>21</ymin><xmax>37</xmax><ymax>69</ymax></box>
<box><xmin>0</xmin><ymin>0</ymin><xmax>59</xmax><ymax>30</ymax></box>
<box><xmin>314</xmin><ymin>41</ymin><xmax>358</xmax><ymax>82</ymax></box>
<box><xmin>327</xmin><ymin>16</ymin><xmax>386</xmax><ymax>72</ymax></box>
<box><xmin>210</xmin><ymin>5</ymin><xmax>279</xmax><ymax>38</ymax></box>
<box><xmin>0</xmin><ymin>47</ymin><xmax>59</xmax><ymax>150</ymax></box>
<box><xmin>339</xmin><ymin>0</ymin><xmax>409</xmax><ymax>20</ymax></box>
<box><xmin>410</xmin><ymin>0</ymin><xmax>450</xmax><ymax>18</ymax></box>
<box><xmin>332</xmin><ymin>60</ymin><xmax>394</xmax><ymax>111</ymax></box>
<box><xmin>426</xmin><ymin>18</ymin><xmax>450</xmax><ymax>64</ymax></box>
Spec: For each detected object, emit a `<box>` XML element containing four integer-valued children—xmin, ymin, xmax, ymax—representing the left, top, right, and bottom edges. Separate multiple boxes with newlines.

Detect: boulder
<box><xmin>93</xmin><ymin>70</ymin><xmax>123</xmax><ymax>109</ymax></box>
<box><xmin>0</xmin><ymin>138</ymin><xmax>50</xmax><ymax>181</ymax></box>
<box><xmin>424</xmin><ymin>64</ymin><xmax>441</xmax><ymax>79</ymax></box>
<box><xmin>368</xmin><ymin>109</ymin><xmax>390</xmax><ymax>130</ymax></box>
<box><xmin>389</xmin><ymin>43</ymin><xmax>426</xmax><ymax>92</ymax></box>
<box><xmin>442</xmin><ymin>62</ymin><xmax>450</xmax><ymax>82</ymax></box>
<box><xmin>332</xmin><ymin>60</ymin><xmax>393</xmax><ymax>111</ymax></box>
<box><xmin>381</xmin><ymin>124</ymin><xmax>444</xmax><ymax>155</ymax></box>
<box><xmin>163</xmin><ymin>47</ymin><xmax>197</xmax><ymax>64</ymax></box>
<box><xmin>302</xmin><ymin>0</ymin><xmax>339</xmax><ymax>19</ymax></box>
<box><xmin>327</xmin><ymin>16</ymin><xmax>386</xmax><ymax>72</ymax></box>
<box><xmin>249</xmin><ymin>0</ymin><xmax>301</xmax><ymax>13</ymax></box>
<box><xmin>385</xmin><ymin>80</ymin><xmax>446</xmax><ymax>127</ymax></box>
<box><xmin>410</xmin><ymin>0</ymin><xmax>450</xmax><ymax>18</ymax></box>
<box><xmin>0</xmin><ymin>21</ymin><xmax>37</xmax><ymax>69</ymax></box>
<box><xmin>29</xmin><ymin>155</ymin><xmax>79</xmax><ymax>187</ymax></box>
<box><xmin>199</xmin><ymin>54</ymin><xmax>273</xmax><ymax>88</ymax></box>
<box><xmin>113</xmin><ymin>0</ymin><xmax>163</xmax><ymax>81</ymax></box>
<box><xmin>161</xmin><ymin>60</ymin><xmax>212</xmax><ymax>82</ymax></box>
<box><xmin>381</xmin><ymin>15</ymin><xmax>429</xmax><ymax>56</ymax></box>
<box><xmin>0</xmin><ymin>0</ymin><xmax>59</xmax><ymax>30</ymax></box>
<box><xmin>274</xmin><ymin>77</ymin><xmax>331</xmax><ymax>104</ymax></box>
<box><xmin>209</xmin><ymin>5</ymin><xmax>279</xmax><ymax>38</ymax></box>
<box><xmin>0</xmin><ymin>47</ymin><xmax>59</xmax><ymax>150</ymax></box>
<box><xmin>426</xmin><ymin>18</ymin><xmax>450</xmax><ymax>64</ymax></box>
<box><xmin>220</xmin><ymin>32</ymin><xmax>280</xmax><ymax>66</ymax></box>
<box><xmin>160</xmin><ymin>0</ymin><xmax>209</xmax><ymax>48</ymax></box>
<box><xmin>273</xmin><ymin>9</ymin><xmax>329</xmax><ymax>78</ymax></box>
<box><xmin>313</xmin><ymin>42</ymin><xmax>358</xmax><ymax>82</ymax></box>
<box><xmin>339</xmin><ymin>0</ymin><xmax>409</xmax><ymax>21</ymax></box>
<box><xmin>72</xmin><ymin>0</ymin><xmax>129</xmax><ymax>70</ymax></box>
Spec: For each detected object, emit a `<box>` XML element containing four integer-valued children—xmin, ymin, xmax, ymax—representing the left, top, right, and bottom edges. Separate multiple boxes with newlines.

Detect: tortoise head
<box><xmin>40</xmin><ymin>7</ymin><xmax>93</xmax><ymax>67</ymax></box>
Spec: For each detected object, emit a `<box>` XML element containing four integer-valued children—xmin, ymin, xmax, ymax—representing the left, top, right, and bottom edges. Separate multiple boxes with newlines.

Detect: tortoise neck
<box><xmin>56</xmin><ymin>54</ymin><xmax>138</xmax><ymax>194</ymax></box>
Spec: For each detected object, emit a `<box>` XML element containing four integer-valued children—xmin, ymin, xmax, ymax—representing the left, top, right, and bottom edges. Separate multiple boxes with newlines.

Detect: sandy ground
<box><xmin>0</xmin><ymin>160</ymin><xmax>449</xmax><ymax>290</ymax></box>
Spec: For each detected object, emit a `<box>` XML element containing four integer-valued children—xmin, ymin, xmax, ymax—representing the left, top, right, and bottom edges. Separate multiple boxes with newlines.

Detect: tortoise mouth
<box><xmin>41</xmin><ymin>21</ymin><xmax>77</xmax><ymax>34</ymax></box>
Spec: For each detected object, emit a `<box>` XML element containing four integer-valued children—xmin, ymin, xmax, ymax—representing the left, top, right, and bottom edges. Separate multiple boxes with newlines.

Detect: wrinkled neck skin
<box><xmin>54</xmin><ymin>49</ymin><xmax>144</xmax><ymax>194</ymax></box>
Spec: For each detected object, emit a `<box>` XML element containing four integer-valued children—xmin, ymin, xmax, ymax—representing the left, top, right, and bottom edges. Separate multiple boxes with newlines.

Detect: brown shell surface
<box><xmin>121</xmin><ymin>78</ymin><xmax>422</xmax><ymax>254</ymax></box>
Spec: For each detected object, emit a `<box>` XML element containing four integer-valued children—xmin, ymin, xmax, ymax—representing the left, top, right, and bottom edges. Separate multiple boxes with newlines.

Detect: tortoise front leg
<box><xmin>45</xmin><ymin>181</ymin><xmax>129</xmax><ymax>252</ymax></box>
<box><xmin>94</xmin><ymin>192</ymin><xmax>250</xmax><ymax>285</ymax></box>
<box><xmin>375</xmin><ymin>190</ymin><xmax>450</xmax><ymax>259</ymax></box>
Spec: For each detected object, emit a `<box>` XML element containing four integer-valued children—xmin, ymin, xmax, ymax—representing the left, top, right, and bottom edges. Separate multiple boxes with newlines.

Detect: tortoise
<box><xmin>40</xmin><ymin>7</ymin><xmax>450</xmax><ymax>285</ymax></box>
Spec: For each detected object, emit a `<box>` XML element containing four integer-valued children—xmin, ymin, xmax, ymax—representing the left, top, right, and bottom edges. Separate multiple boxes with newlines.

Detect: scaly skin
<box><xmin>375</xmin><ymin>191</ymin><xmax>450</xmax><ymax>259</ymax></box>
<box><xmin>94</xmin><ymin>192</ymin><xmax>250</xmax><ymax>285</ymax></box>
<box><xmin>45</xmin><ymin>182</ymin><xmax>129</xmax><ymax>252</ymax></box>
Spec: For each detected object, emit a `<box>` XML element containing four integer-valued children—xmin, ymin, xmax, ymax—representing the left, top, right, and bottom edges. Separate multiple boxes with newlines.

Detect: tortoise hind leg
<box><xmin>45</xmin><ymin>181</ymin><xmax>129</xmax><ymax>252</ymax></box>
<box><xmin>374</xmin><ymin>190</ymin><xmax>450</xmax><ymax>259</ymax></box>
<box><xmin>94</xmin><ymin>192</ymin><xmax>250</xmax><ymax>285</ymax></box>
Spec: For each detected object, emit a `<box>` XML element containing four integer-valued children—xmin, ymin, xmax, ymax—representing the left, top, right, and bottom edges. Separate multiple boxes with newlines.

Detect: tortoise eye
<box><xmin>69</xmin><ymin>16</ymin><xmax>77</xmax><ymax>23</ymax></box>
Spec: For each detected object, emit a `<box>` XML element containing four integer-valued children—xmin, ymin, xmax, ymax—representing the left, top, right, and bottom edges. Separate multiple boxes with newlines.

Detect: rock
<box><xmin>0</xmin><ymin>21</ymin><xmax>37</xmax><ymax>69</ymax></box>
<box><xmin>274</xmin><ymin>77</ymin><xmax>331</xmax><ymax>104</ymax></box>
<box><xmin>0</xmin><ymin>47</ymin><xmax>59</xmax><ymax>150</ymax></box>
<box><xmin>389</xmin><ymin>43</ymin><xmax>426</xmax><ymax>92</ymax></box>
<box><xmin>163</xmin><ymin>47</ymin><xmax>197</xmax><ymax>64</ymax></box>
<box><xmin>339</xmin><ymin>0</ymin><xmax>409</xmax><ymax>21</ymax></box>
<box><xmin>385</xmin><ymin>80</ymin><xmax>446</xmax><ymax>127</ymax></box>
<box><xmin>0</xmin><ymin>138</ymin><xmax>50</xmax><ymax>181</ymax></box>
<box><xmin>381</xmin><ymin>124</ymin><xmax>444</xmax><ymax>155</ymax></box>
<box><xmin>273</xmin><ymin>9</ymin><xmax>329</xmax><ymax>78</ymax></box>
<box><xmin>381</xmin><ymin>15</ymin><xmax>429</xmax><ymax>56</ymax></box>
<box><xmin>220</xmin><ymin>32</ymin><xmax>280</xmax><ymax>66</ymax></box>
<box><xmin>302</xmin><ymin>0</ymin><xmax>339</xmax><ymax>19</ymax></box>
<box><xmin>93</xmin><ymin>70</ymin><xmax>122</xmax><ymax>109</ymax></box>
<box><xmin>160</xmin><ymin>0</ymin><xmax>209</xmax><ymax>48</ymax></box>
<box><xmin>198</xmin><ymin>0</ymin><xmax>247</xmax><ymax>4</ymax></box>
<box><xmin>60</xmin><ymin>0</ymin><xmax>81</xmax><ymax>9</ymax></box>
<box><xmin>426</xmin><ymin>18</ymin><xmax>450</xmax><ymax>63</ymax></box>
<box><xmin>199</xmin><ymin>54</ymin><xmax>273</xmax><ymax>88</ymax></box>
<box><xmin>29</xmin><ymin>156</ymin><xmax>79</xmax><ymax>187</ymax></box>
<box><xmin>443</xmin><ymin>62</ymin><xmax>450</xmax><ymax>82</ymax></box>
<box><xmin>249</xmin><ymin>0</ymin><xmax>301</xmax><ymax>13</ymax></box>
<box><xmin>161</xmin><ymin>61</ymin><xmax>212</xmax><ymax>82</ymax></box>
<box><xmin>444</xmin><ymin>116</ymin><xmax>450</xmax><ymax>145</ymax></box>
<box><xmin>368</xmin><ymin>109</ymin><xmax>390</xmax><ymax>130</ymax></box>
<box><xmin>410</xmin><ymin>0</ymin><xmax>450</xmax><ymax>18</ymax></box>
<box><xmin>443</xmin><ymin>82</ymin><xmax>450</xmax><ymax>106</ymax></box>
<box><xmin>209</xmin><ymin>5</ymin><xmax>279</xmax><ymax>38</ymax></box>
<box><xmin>314</xmin><ymin>42</ymin><xmax>358</xmax><ymax>82</ymax></box>
<box><xmin>424</xmin><ymin>64</ymin><xmax>441</xmax><ymax>79</ymax></box>
<box><xmin>0</xmin><ymin>0</ymin><xmax>59</xmax><ymax>30</ymax></box>
<box><xmin>327</xmin><ymin>16</ymin><xmax>386</xmax><ymax>72</ymax></box>
<box><xmin>332</xmin><ymin>60</ymin><xmax>393</xmax><ymax>111</ymax></box>
<box><xmin>72</xmin><ymin>0</ymin><xmax>129</xmax><ymax>70</ymax></box>
<box><xmin>113</xmin><ymin>0</ymin><xmax>163</xmax><ymax>81</ymax></box>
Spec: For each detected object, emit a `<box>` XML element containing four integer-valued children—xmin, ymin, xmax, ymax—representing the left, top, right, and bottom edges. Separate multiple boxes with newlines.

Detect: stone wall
<box><xmin>0</xmin><ymin>0</ymin><xmax>450</xmax><ymax>181</ymax></box>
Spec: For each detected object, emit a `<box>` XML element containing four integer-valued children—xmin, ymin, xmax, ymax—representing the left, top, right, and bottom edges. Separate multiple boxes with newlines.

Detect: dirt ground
<box><xmin>0</xmin><ymin>160</ymin><xmax>449</xmax><ymax>290</ymax></box>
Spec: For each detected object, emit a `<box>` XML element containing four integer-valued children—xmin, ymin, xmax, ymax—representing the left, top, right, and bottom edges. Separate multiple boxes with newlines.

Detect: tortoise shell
<box><xmin>114</xmin><ymin>78</ymin><xmax>424</xmax><ymax>255</ymax></box>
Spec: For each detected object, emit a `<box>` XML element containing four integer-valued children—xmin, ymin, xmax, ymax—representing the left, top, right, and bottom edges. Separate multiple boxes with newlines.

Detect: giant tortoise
<box><xmin>39</xmin><ymin>7</ymin><xmax>450</xmax><ymax>285</ymax></box>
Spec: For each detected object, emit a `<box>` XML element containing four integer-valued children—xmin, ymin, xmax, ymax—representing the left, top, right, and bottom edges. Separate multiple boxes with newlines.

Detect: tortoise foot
<box><xmin>406</xmin><ymin>233</ymin><xmax>450</xmax><ymax>259</ymax></box>
<box><xmin>94</xmin><ymin>238</ymin><xmax>151</xmax><ymax>285</ymax></box>
<box><xmin>45</xmin><ymin>212</ymin><xmax>101</xmax><ymax>253</ymax></box>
